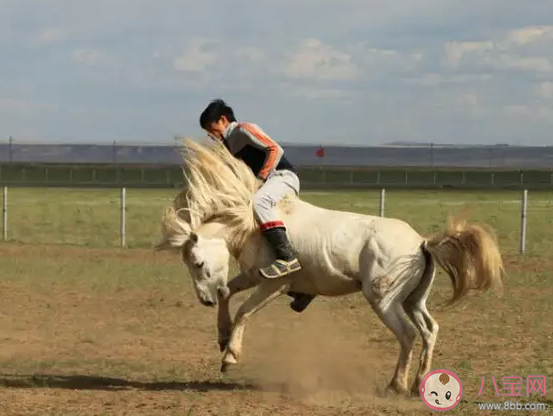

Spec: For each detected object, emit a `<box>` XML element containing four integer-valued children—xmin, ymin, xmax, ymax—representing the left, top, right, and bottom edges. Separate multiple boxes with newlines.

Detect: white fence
<box><xmin>0</xmin><ymin>186</ymin><xmax>532</xmax><ymax>254</ymax></box>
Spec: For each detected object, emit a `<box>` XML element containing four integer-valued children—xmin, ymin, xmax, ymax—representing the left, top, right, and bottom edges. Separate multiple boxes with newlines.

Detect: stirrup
<box><xmin>259</xmin><ymin>258</ymin><xmax>302</xmax><ymax>279</ymax></box>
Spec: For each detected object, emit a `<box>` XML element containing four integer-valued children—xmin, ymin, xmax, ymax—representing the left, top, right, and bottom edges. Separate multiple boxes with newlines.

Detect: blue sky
<box><xmin>1</xmin><ymin>0</ymin><xmax>553</xmax><ymax>145</ymax></box>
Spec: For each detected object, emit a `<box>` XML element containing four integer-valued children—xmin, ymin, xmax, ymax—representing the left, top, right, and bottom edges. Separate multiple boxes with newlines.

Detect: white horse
<box><xmin>155</xmin><ymin>139</ymin><xmax>505</xmax><ymax>396</ymax></box>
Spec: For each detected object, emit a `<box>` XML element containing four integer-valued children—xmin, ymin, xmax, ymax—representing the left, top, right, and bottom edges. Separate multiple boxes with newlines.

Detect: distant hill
<box><xmin>383</xmin><ymin>141</ymin><xmax>518</xmax><ymax>148</ymax></box>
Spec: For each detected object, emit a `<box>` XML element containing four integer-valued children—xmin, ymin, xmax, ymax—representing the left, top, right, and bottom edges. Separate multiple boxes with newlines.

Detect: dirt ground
<box><xmin>0</xmin><ymin>244</ymin><xmax>551</xmax><ymax>416</ymax></box>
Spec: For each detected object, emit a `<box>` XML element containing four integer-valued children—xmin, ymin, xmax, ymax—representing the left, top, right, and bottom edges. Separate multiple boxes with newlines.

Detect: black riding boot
<box><xmin>287</xmin><ymin>291</ymin><xmax>317</xmax><ymax>313</ymax></box>
<box><xmin>260</xmin><ymin>227</ymin><xmax>315</xmax><ymax>312</ymax></box>
<box><xmin>259</xmin><ymin>226</ymin><xmax>302</xmax><ymax>279</ymax></box>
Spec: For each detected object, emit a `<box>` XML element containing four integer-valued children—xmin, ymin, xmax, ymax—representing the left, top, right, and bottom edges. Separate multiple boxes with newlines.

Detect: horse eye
<box><xmin>194</xmin><ymin>261</ymin><xmax>204</xmax><ymax>268</ymax></box>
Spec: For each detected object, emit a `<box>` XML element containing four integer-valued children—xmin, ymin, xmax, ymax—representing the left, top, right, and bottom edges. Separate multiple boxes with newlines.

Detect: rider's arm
<box><xmin>233</xmin><ymin>123</ymin><xmax>283</xmax><ymax>180</ymax></box>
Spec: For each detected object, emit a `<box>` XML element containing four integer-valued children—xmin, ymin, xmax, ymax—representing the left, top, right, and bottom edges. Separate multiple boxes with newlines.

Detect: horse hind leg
<box><xmin>403</xmin><ymin>297</ymin><xmax>439</xmax><ymax>396</ymax></box>
<box><xmin>362</xmin><ymin>275</ymin><xmax>417</xmax><ymax>397</ymax></box>
<box><xmin>402</xmin><ymin>247</ymin><xmax>439</xmax><ymax>395</ymax></box>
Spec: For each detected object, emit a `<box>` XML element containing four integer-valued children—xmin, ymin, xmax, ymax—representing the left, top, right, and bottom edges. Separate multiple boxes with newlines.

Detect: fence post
<box><xmin>520</xmin><ymin>189</ymin><xmax>528</xmax><ymax>254</ymax></box>
<box><xmin>2</xmin><ymin>186</ymin><xmax>7</xmax><ymax>241</ymax></box>
<box><xmin>379</xmin><ymin>188</ymin><xmax>386</xmax><ymax>217</ymax></box>
<box><xmin>8</xmin><ymin>136</ymin><xmax>13</xmax><ymax>162</ymax></box>
<box><xmin>120</xmin><ymin>187</ymin><xmax>126</xmax><ymax>247</ymax></box>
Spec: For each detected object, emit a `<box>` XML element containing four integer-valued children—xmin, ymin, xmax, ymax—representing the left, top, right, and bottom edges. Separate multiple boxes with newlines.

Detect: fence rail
<box><xmin>0</xmin><ymin>186</ymin><xmax>534</xmax><ymax>255</ymax></box>
<box><xmin>1</xmin><ymin>163</ymin><xmax>553</xmax><ymax>189</ymax></box>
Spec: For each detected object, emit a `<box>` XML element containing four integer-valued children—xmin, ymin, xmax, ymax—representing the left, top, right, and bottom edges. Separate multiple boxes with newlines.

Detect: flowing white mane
<box><xmin>156</xmin><ymin>138</ymin><xmax>296</xmax><ymax>250</ymax></box>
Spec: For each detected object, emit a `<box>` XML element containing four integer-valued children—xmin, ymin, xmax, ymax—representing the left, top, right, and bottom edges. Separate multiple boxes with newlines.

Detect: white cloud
<box><xmin>356</xmin><ymin>46</ymin><xmax>424</xmax><ymax>77</ymax></box>
<box><xmin>30</xmin><ymin>27</ymin><xmax>68</xmax><ymax>46</ymax></box>
<box><xmin>173</xmin><ymin>38</ymin><xmax>217</xmax><ymax>72</ymax></box>
<box><xmin>458</xmin><ymin>92</ymin><xmax>480</xmax><ymax>108</ymax></box>
<box><xmin>404</xmin><ymin>73</ymin><xmax>492</xmax><ymax>87</ymax></box>
<box><xmin>281</xmin><ymin>38</ymin><xmax>359</xmax><ymax>80</ymax></box>
<box><xmin>442</xmin><ymin>25</ymin><xmax>553</xmax><ymax>75</ymax></box>
<box><xmin>72</xmin><ymin>49</ymin><xmax>115</xmax><ymax>66</ymax></box>
<box><xmin>280</xmin><ymin>39</ymin><xmax>423</xmax><ymax>85</ymax></box>
<box><xmin>0</xmin><ymin>98</ymin><xmax>57</xmax><ymax>112</ymax></box>
<box><xmin>443</xmin><ymin>41</ymin><xmax>494</xmax><ymax>70</ymax></box>
<box><xmin>279</xmin><ymin>82</ymin><xmax>353</xmax><ymax>103</ymax></box>
<box><xmin>233</xmin><ymin>46</ymin><xmax>266</xmax><ymax>63</ymax></box>
<box><xmin>498</xmin><ymin>56</ymin><xmax>551</xmax><ymax>73</ymax></box>
<box><xmin>503</xmin><ymin>26</ymin><xmax>553</xmax><ymax>47</ymax></box>
<box><xmin>503</xmin><ymin>103</ymin><xmax>553</xmax><ymax>123</ymax></box>
<box><xmin>536</xmin><ymin>81</ymin><xmax>553</xmax><ymax>99</ymax></box>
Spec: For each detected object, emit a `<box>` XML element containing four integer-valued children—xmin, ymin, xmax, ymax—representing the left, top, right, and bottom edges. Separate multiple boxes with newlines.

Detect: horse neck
<box><xmin>199</xmin><ymin>220</ymin><xmax>254</xmax><ymax>260</ymax></box>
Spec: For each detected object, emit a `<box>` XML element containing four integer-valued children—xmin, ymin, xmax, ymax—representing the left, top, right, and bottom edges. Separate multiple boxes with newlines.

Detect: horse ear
<box><xmin>189</xmin><ymin>232</ymin><xmax>199</xmax><ymax>244</ymax></box>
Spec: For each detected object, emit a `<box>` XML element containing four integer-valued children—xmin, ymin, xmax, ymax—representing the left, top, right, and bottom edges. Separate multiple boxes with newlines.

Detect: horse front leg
<box><xmin>221</xmin><ymin>278</ymin><xmax>290</xmax><ymax>372</ymax></box>
<box><xmin>217</xmin><ymin>272</ymin><xmax>259</xmax><ymax>352</ymax></box>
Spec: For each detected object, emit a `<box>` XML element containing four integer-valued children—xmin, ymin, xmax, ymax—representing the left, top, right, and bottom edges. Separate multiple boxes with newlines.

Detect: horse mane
<box><xmin>157</xmin><ymin>138</ymin><xmax>264</xmax><ymax>251</ymax></box>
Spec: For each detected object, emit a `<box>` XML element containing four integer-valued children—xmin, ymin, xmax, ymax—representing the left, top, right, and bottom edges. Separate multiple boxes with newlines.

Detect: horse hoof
<box><xmin>220</xmin><ymin>352</ymin><xmax>238</xmax><ymax>373</ymax></box>
<box><xmin>290</xmin><ymin>294</ymin><xmax>315</xmax><ymax>313</ymax></box>
<box><xmin>384</xmin><ymin>384</ymin><xmax>409</xmax><ymax>397</ymax></box>
<box><xmin>410</xmin><ymin>384</ymin><xmax>421</xmax><ymax>397</ymax></box>
<box><xmin>290</xmin><ymin>302</ymin><xmax>307</xmax><ymax>313</ymax></box>
<box><xmin>220</xmin><ymin>361</ymin><xmax>235</xmax><ymax>373</ymax></box>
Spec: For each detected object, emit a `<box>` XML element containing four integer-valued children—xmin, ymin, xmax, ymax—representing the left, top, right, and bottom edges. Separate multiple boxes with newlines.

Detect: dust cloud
<box><xmin>238</xmin><ymin>299</ymin><xmax>421</xmax><ymax>411</ymax></box>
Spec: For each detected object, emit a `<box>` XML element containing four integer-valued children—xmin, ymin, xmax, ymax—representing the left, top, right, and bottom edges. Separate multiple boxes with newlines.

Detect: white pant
<box><xmin>253</xmin><ymin>169</ymin><xmax>300</xmax><ymax>227</ymax></box>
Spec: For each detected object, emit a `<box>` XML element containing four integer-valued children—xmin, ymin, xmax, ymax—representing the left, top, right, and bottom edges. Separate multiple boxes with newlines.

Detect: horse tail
<box><xmin>403</xmin><ymin>241</ymin><xmax>436</xmax><ymax>307</ymax></box>
<box><xmin>422</xmin><ymin>216</ymin><xmax>505</xmax><ymax>306</ymax></box>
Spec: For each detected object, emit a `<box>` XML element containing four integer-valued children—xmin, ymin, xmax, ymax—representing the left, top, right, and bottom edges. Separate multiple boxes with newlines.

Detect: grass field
<box><xmin>0</xmin><ymin>188</ymin><xmax>552</xmax><ymax>415</ymax></box>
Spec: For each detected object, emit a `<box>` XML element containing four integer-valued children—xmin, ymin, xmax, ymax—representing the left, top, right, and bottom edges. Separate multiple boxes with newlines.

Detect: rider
<box><xmin>199</xmin><ymin>98</ymin><xmax>314</xmax><ymax>312</ymax></box>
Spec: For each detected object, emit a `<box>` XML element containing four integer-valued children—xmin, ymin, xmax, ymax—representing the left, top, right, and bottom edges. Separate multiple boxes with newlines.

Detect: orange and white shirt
<box><xmin>221</xmin><ymin>121</ymin><xmax>296</xmax><ymax>181</ymax></box>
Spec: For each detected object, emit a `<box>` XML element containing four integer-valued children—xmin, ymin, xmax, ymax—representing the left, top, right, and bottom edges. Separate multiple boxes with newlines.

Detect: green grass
<box><xmin>3</xmin><ymin>187</ymin><xmax>552</xmax><ymax>255</ymax></box>
<box><xmin>0</xmin><ymin>187</ymin><xmax>551</xmax><ymax>415</ymax></box>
